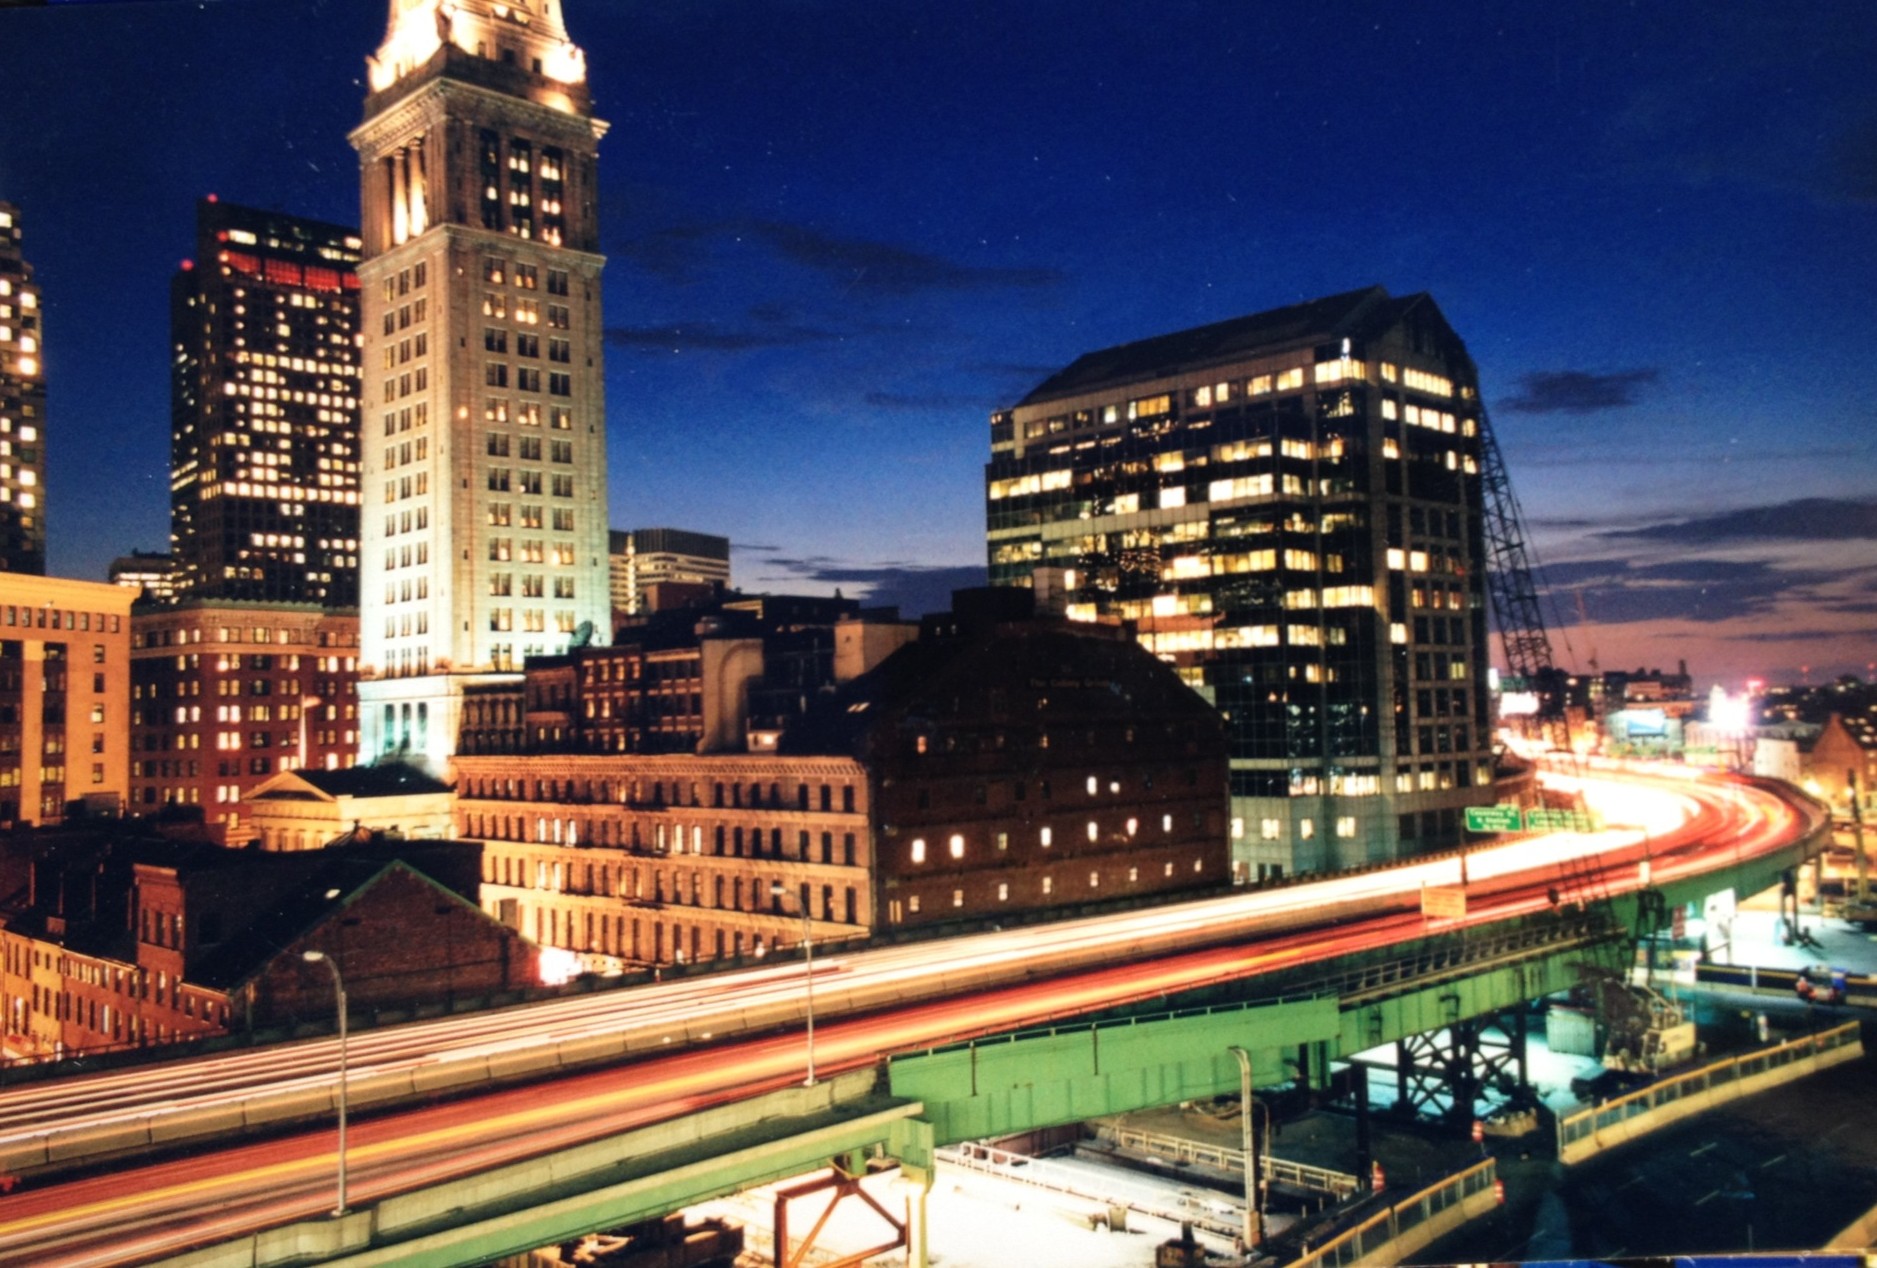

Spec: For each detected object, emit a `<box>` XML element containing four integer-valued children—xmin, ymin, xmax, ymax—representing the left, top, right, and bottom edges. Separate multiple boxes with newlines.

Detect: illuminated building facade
<box><xmin>452</xmin><ymin>591</ymin><xmax>1228</xmax><ymax>969</ymax></box>
<box><xmin>129</xmin><ymin>601</ymin><xmax>359</xmax><ymax>841</ymax></box>
<box><xmin>350</xmin><ymin>0</ymin><xmax>613</xmax><ymax>773</ymax></box>
<box><xmin>109</xmin><ymin>551</ymin><xmax>181</xmax><ymax>606</ymax></box>
<box><xmin>609</xmin><ymin>527</ymin><xmax>731</xmax><ymax>618</ymax></box>
<box><xmin>0</xmin><ymin>574</ymin><xmax>131</xmax><ymax>827</ymax></box>
<box><xmin>0</xmin><ymin>202</ymin><xmax>46</xmax><ymax>575</ymax></box>
<box><xmin>987</xmin><ymin>287</ymin><xmax>1494</xmax><ymax>876</ymax></box>
<box><xmin>169</xmin><ymin>198</ymin><xmax>363</xmax><ymax>605</ymax></box>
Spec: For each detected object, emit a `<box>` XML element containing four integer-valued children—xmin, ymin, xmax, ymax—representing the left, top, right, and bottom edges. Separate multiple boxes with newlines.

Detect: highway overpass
<box><xmin>0</xmin><ymin>764</ymin><xmax>1829</xmax><ymax>1266</ymax></box>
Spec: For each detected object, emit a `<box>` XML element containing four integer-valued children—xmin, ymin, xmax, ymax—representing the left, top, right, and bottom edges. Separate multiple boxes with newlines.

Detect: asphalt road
<box><xmin>1418</xmin><ymin>1016</ymin><xmax>1877</xmax><ymax>1263</ymax></box>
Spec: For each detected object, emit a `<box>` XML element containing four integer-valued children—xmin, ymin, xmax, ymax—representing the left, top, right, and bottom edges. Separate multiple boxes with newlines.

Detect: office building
<box><xmin>0</xmin><ymin>202</ymin><xmax>45</xmax><ymax>575</ymax></box>
<box><xmin>350</xmin><ymin>0</ymin><xmax>613</xmax><ymax>773</ymax></box>
<box><xmin>109</xmin><ymin>551</ymin><xmax>181</xmax><ymax>605</ymax></box>
<box><xmin>128</xmin><ymin>601</ymin><xmax>359</xmax><ymax>841</ymax></box>
<box><xmin>609</xmin><ymin>527</ymin><xmax>731</xmax><ymax>618</ymax></box>
<box><xmin>0</xmin><ymin>574</ymin><xmax>131</xmax><ymax>827</ymax></box>
<box><xmin>986</xmin><ymin>286</ymin><xmax>1494</xmax><ymax>876</ymax></box>
<box><xmin>169</xmin><ymin>198</ymin><xmax>363</xmax><ymax>605</ymax></box>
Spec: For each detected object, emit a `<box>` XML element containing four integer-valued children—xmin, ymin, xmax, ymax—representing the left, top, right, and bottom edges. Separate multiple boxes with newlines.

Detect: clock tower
<box><xmin>351</xmin><ymin>0</ymin><xmax>612</xmax><ymax>771</ymax></box>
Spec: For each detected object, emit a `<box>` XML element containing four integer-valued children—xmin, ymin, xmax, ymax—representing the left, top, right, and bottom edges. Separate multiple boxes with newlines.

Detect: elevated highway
<box><xmin>0</xmin><ymin>764</ymin><xmax>1829</xmax><ymax>1266</ymax></box>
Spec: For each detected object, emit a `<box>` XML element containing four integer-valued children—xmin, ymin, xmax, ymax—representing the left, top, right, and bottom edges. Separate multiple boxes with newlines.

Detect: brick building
<box><xmin>453</xmin><ymin>590</ymin><xmax>1229</xmax><ymax>970</ymax></box>
<box><xmin>129</xmin><ymin>600</ymin><xmax>359</xmax><ymax>840</ymax></box>
<box><xmin>1811</xmin><ymin>710</ymin><xmax>1877</xmax><ymax>811</ymax></box>
<box><xmin>0</xmin><ymin>828</ymin><xmax>530</xmax><ymax>1061</ymax></box>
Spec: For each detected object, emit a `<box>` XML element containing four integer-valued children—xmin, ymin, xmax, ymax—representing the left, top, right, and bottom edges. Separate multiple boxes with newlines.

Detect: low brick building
<box><xmin>0</xmin><ymin>827</ymin><xmax>533</xmax><ymax>1061</ymax></box>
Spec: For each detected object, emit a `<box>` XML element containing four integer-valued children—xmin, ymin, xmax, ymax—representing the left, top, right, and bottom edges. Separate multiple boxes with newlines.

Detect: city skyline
<box><xmin>1</xmin><ymin>1</ymin><xmax>1873</xmax><ymax>687</ymax></box>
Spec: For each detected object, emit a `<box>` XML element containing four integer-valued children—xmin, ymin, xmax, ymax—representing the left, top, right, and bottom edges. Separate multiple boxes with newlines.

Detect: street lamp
<box><xmin>1226</xmin><ymin>1046</ymin><xmax>1264</xmax><ymax>1249</ymax></box>
<box><xmin>769</xmin><ymin>882</ymin><xmax>816</xmax><ymax>1087</ymax></box>
<box><xmin>302</xmin><ymin>949</ymin><xmax>348</xmax><ymax>1216</ymax></box>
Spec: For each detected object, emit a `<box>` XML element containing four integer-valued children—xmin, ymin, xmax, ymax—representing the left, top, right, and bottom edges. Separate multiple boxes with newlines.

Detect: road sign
<box><xmin>1421</xmin><ymin>885</ymin><xmax>1467</xmax><ymax>919</ymax></box>
<box><xmin>1464</xmin><ymin>805</ymin><xmax>1522</xmax><ymax>833</ymax></box>
<box><xmin>1526</xmin><ymin>808</ymin><xmax>1600</xmax><ymax>832</ymax></box>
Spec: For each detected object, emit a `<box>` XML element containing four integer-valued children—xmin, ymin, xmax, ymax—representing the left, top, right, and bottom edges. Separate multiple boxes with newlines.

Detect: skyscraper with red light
<box><xmin>169</xmin><ymin>197</ymin><xmax>363</xmax><ymax>606</ymax></box>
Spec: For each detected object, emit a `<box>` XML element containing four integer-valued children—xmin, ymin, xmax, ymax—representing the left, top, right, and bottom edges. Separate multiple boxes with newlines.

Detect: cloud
<box><xmin>743</xmin><ymin>221</ymin><xmax>1062</xmax><ymax>297</ymax></box>
<box><xmin>603</xmin><ymin>319</ymin><xmax>836</xmax><ymax>353</ymax></box>
<box><xmin>752</xmin><ymin>556</ymin><xmax>987</xmax><ymax>617</ymax></box>
<box><xmin>1534</xmin><ymin>556</ymin><xmax>1836</xmax><ymax>627</ymax></box>
<box><xmin>1499</xmin><ymin>368</ymin><xmax>1661</xmax><ymax>414</ymax></box>
<box><xmin>1596</xmin><ymin>498</ymin><xmax>1877</xmax><ymax>544</ymax></box>
<box><xmin>615</xmin><ymin>218</ymin><xmax>1062</xmax><ymax>298</ymax></box>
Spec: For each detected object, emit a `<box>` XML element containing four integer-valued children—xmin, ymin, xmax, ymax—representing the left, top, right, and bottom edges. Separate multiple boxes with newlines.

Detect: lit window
<box><xmin>910</xmin><ymin>838</ymin><xmax>926</xmax><ymax>864</ymax></box>
<box><xmin>1040</xmin><ymin>826</ymin><xmax>1053</xmax><ymax>848</ymax></box>
<box><xmin>1086</xmin><ymin>820</ymin><xmax>1098</xmax><ymax>842</ymax></box>
<box><xmin>948</xmin><ymin>834</ymin><xmax>964</xmax><ymax>859</ymax></box>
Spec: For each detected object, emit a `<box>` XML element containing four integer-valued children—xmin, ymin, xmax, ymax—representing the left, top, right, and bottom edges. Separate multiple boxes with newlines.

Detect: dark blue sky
<box><xmin>2</xmin><ymin>0</ymin><xmax>1874</xmax><ymax>685</ymax></box>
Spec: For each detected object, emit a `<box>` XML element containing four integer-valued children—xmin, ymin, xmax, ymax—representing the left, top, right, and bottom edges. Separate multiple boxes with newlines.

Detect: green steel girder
<box><xmin>1337</xmin><ymin>940</ymin><xmax>1588</xmax><ymax>1058</ymax></box>
<box><xmin>296</xmin><ymin>1089</ymin><xmax>931</xmax><ymax>1268</ymax></box>
<box><xmin>888</xmin><ymin>935</ymin><xmax>1611</xmax><ymax>1147</ymax></box>
<box><xmin>887</xmin><ymin>997</ymin><xmax>1340</xmax><ymax>1146</ymax></box>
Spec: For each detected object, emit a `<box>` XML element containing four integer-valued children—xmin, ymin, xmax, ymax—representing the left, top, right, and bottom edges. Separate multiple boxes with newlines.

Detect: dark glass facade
<box><xmin>987</xmin><ymin>287</ymin><xmax>1494</xmax><ymax>875</ymax></box>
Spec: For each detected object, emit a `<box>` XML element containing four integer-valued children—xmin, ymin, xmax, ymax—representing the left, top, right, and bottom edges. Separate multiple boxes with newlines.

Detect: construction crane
<box><xmin>1477</xmin><ymin>404</ymin><xmax>1573</xmax><ymax>752</ymax></box>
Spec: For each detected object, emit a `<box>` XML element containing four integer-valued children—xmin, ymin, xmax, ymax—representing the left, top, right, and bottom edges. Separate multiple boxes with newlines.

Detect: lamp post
<box><xmin>769</xmin><ymin>882</ymin><xmax>816</xmax><ymax>1086</ymax></box>
<box><xmin>302</xmin><ymin>950</ymin><xmax>348</xmax><ymax>1216</ymax></box>
<box><xmin>1227</xmin><ymin>1046</ymin><xmax>1263</xmax><ymax>1249</ymax></box>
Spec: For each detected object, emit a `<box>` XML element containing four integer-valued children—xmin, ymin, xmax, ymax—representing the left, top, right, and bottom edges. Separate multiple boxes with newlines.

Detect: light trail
<box><xmin>0</xmin><ymin>764</ymin><xmax>1824</xmax><ymax>1266</ymax></box>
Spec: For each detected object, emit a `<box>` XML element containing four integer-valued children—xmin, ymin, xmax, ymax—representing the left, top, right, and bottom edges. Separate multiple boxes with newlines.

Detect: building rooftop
<box><xmin>1016</xmin><ymin>285</ymin><xmax>1455</xmax><ymax>406</ymax></box>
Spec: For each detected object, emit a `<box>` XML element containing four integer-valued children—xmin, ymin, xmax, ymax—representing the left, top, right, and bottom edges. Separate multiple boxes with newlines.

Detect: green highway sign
<box><xmin>1464</xmin><ymin>805</ymin><xmax>1522</xmax><ymax>833</ymax></box>
<box><xmin>1526</xmin><ymin>808</ymin><xmax>1602</xmax><ymax>833</ymax></box>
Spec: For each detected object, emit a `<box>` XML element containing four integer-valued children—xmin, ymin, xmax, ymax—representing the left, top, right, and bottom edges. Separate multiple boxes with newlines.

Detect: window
<box><xmin>485</xmin><ymin>362</ymin><xmax>508</xmax><ymax>388</ymax></box>
<box><xmin>948</xmin><ymin>834</ymin><xmax>964</xmax><ymax>859</ymax></box>
<box><xmin>548</xmin><ymin>337</ymin><xmax>571</xmax><ymax>363</ymax></box>
<box><xmin>516</xmin><ymin>367</ymin><xmax>542</xmax><ymax>393</ymax></box>
<box><xmin>551</xmin><ymin>474</ymin><xmax>574</xmax><ymax>497</ymax></box>
<box><xmin>548</xmin><ymin>372</ymin><xmax>572</xmax><ymax>396</ymax></box>
<box><xmin>910</xmin><ymin>838</ymin><xmax>926</xmax><ymax>864</ymax></box>
<box><xmin>483</xmin><ymin>328</ymin><xmax>507</xmax><ymax>353</ymax></box>
<box><xmin>514</xmin><ymin>263</ymin><xmax>539</xmax><ymax>289</ymax></box>
<box><xmin>516</xmin><ymin>333</ymin><xmax>539</xmax><ymax>358</ymax></box>
<box><xmin>547</xmin><ymin>269</ymin><xmax>570</xmax><ymax>296</ymax></box>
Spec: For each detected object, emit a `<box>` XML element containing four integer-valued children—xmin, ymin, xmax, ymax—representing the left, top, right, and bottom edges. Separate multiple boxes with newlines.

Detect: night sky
<box><xmin>2</xmin><ymin>0</ymin><xmax>1873</xmax><ymax>687</ymax></box>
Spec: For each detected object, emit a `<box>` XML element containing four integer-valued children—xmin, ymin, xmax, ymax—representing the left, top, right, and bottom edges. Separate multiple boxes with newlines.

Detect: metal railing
<box><xmin>1091</xmin><ymin>1123</ymin><xmax>1359</xmax><ymax>1198</ymax></box>
<box><xmin>1284</xmin><ymin>1158</ymin><xmax>1497</xmax><ymax>1268</ymax></box>
<box><xmin>1557</xmin><ymin>1021</ymin><xmax>1863</xmax><ymax>1153</ymax></box>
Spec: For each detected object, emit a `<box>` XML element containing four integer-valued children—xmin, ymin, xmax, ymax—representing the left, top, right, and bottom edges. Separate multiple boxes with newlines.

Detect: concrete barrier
<box><xmin>1284</xmin><ymin>1159</ymin><xmax>1498</xmax><ymax>1268</ymax></box>
<box><xmin>1557</xmin><ymin>1022</ymin><xmax>1863</xmax><ymax>1166</ymax></box>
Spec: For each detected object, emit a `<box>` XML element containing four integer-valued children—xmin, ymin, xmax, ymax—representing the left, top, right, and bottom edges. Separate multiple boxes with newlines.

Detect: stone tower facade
<box><xmin>350</xmin><ymin>0</ymin><xmax>612</xmax><ymax>772</ymax></box>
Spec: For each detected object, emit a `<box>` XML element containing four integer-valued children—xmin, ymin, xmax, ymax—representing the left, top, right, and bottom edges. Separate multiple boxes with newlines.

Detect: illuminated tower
<box><xmin>0</xmin><ymin>202</ymin><xmax>46</xmax><ymax>575</ymax></box>
<box><xmin>169</xmin><ymin>198</ymin><xmax>363</xmax><ymax>604</ymax></box>
<box><xmin>351</xmin><ymin>0</ymin><xmax>612</xmax><ymax>773</ymax></box>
